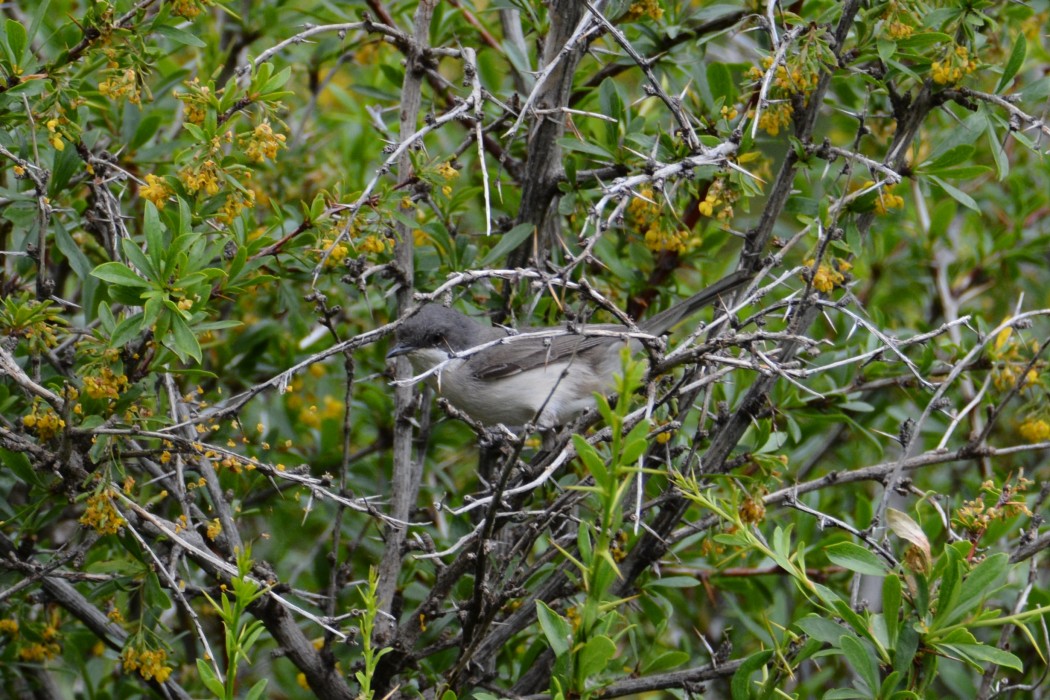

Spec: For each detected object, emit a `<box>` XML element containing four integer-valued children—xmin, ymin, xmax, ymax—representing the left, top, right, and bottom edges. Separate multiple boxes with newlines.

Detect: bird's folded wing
<box><xmin>467</xmin><ymin>326</ymin><xmax>627</xmax><ymax>381</ymax></box>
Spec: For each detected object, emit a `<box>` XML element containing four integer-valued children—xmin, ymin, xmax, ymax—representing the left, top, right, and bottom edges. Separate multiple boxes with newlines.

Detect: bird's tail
<box><xmin>641</xmin><ymin>269</ymin><xmax>750</xmax><ymax>335</ymax></box>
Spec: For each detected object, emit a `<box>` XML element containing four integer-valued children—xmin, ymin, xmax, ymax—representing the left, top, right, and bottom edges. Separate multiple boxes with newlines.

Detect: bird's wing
<box><xmin>467</xmin><ymin>325</ymin><xmax>627</xmax><ymax>381</ymax></box>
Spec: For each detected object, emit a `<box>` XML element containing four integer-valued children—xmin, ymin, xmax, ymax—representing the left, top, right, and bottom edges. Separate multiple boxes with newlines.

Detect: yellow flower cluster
<box><xmin>122</xmin><ymin>645</ymin><xmax>173</xmax><ymax>683</ymax></box>
<box><xmin>358</xmin><ymin>234</ymin><xmax>389</xmax><ymax>255</ymax></box>
<box><xmin>79</xmin><ymin>491</ymin><xmax>126</xmax><ymax>536</ymax></box>
<box><xmin>955</xmin><ymin>477</ymin><xmax>1033</xmax><ymax>534</ymax></box>
<box><xmin>172</xmin><ymin>0</ymin><xmax>212</xmax><ymax>19</ymax></box>
<box><xmin>697</xmin><ymin>178</ymin><xmax>737</xmax><ymax>222</ymax></box>
<box><xmin>242</xmin><ymin>121</ymin><xmax>286</xmax><ymax>163</ymax></box>
<box><xmin>298</xmin><ymin>395</ymin><xmax>344</xmax><ymax>428</ymax></box>
<box><xmin>176</xmin><ymin>78</ymin><xmax>210</xmax><ymax>125</ymax></box>
<box><xmin>22</xmin><ymin>402</ymin><xmax>65</xmax><ymax>441</ymax></box>
<box><xmin>140</xmin><ymin>174</ymin><xmax>172</xmax><ymax>209</ymax></box>
<box><xmin>644</xmin><ymin>227</ymin><xmax>689</xmax><ymax>254</ymax></box>
<box><xmin>873</xmin><ymin>183</ymin><xmax>904</xmax><ymax>215</ymax></box>
<box><xmin>627</xmin><ymin>187</ymin><xmax>693</xmax><ymax>254</ymax></box>
<box><xmin>83</xmin><ymin>367</ymin><xmax>130</xmax><ymax>400</ymax></box>
<box><xmin>218</xmin><ymin>189</ymin><xmax>256</xmax><ymax>224</ymax></box>
<box><xmin>931</xmin><ymin>45</ymin><xmax>977</xmax><ymax>85</ymax></box>
<box><xmin>756</xmin><ymin>101</ymin><xmax>794</xmax><ymax>136</ymax></box>
<box><xmin>46</xmin><ymin>118</ymin><xmax>65</xmax><ymax>152</ymax></box>
<box><xmin>804</xmin><ymin>257</ymin><xmax>847</xmax><ymax>293</ymax></box>
<box><xmin>19</xmin><ymin>642</ymin><xmax>61</xmax><ymax>662</ymax></box>
<box><xmin>437</xmin><ymin>161</ymin><xmax>460</xmax><ymax>181</ymax></box>
<box><xmin>1018</xmin><ymin>417</ymin><xmax>1050</xmax><ymax>443</ymax></box>
<box><xmin>179</xmin><ymin>159</ymin><xmax>222</xmax><ymax>196</ymax></box>
<box><xmin>882</xmin><ymin>2</ymin><xmax>915</xmax><ymax>39</ymax></box>
<box><xmin>991</xmin><ymin>325</ymin><xmax>1042</xmax><ymax>392</ymax></box>
<box><xmin>317</xmin><ymin>236</ymin><xmax>349</xmax><ymax>267</ymax></box>
<box><xmin>99</xmin><ymin>68</ymin><xmax>142</xmax><ymax>105</ymax></box>
<box><xmin>624</xmin><ymin>0</ymin><xmax>663</xmax><ymax>21</ymax></box>
<box><xmin>739</xmin><ymin>496</ymin><xmax>766</xmax><ymax>524</ymax></box>
<box><xmin>0</xmin><ymin>619</ymin><xmax>18</xmax><ymax>635</ymax></box>
<box><xmin>206</xmin><ymin>518</ymin><xmax>222</xmax><ymax>541</ymax></box>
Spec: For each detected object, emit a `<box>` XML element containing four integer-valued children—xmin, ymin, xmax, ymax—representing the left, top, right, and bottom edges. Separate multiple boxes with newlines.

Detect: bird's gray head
<box><xmin>386</xmin><ymin>304</ymin><xmax>482</xmax><ymax>359</ymax></box>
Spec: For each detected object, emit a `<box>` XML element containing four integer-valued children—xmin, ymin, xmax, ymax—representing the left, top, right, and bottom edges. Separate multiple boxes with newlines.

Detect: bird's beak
<box><xmin>386</xmin><ymin>343</ymin><xmax>414</xmax><ymax>359</ymax></box>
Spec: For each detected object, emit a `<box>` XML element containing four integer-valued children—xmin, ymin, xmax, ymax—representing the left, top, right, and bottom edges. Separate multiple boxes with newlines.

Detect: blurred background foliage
<box><xmin>1</xmin><ymin>0</ymin><xmax>1049</xmax><ymax>698</ymax></box>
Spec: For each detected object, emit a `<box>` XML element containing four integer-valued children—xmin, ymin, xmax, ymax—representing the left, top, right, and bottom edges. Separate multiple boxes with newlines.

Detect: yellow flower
<box><xmin>624</xmin><ymin>0</ymin><xmax>663</xmax><ymax>21</ymax></box>
<box><xmin>242</xmin><ymin>120</ymin><xmax>286</xmax><ymax>163</ymax></box>
<box><xmin>804</xmin><ymin>258</ymin><xmax>844</xmax><ymax>293</ymax></box>
<box><xmin>122</xmin><ymin>645</ymin><xmax>173</xmax><ymax>683</ymax></box>
<box><xmin>436</xmin><ymin>161</ymin><xmax>460</xmax><ymax>180</ymax></box>
<box><xmin>79</xmin><ymin>491</ymin><xmax>126</xmax><ymax>536</ymax></box>
<box><xmin>359</xmin><ymin>234</ymin><xmax>388</xmax><ymax>255</ymax></box>
<box><xmin>179</xmin><ymin>160</ymin><xmax>222</xmax><ymax>196</ymax></box>
<box><xmin>1018</xmin><ymin>418</ymin><xmax>1050</xmax><ymax>443</ymax></box>
<box><xmin>140</xmin><ymin>174</ymin><xmax>172</xmax><ymax>209</ymax></box>
<box><xmin>206</xmin><ymin>518</ymin><xmax>222</xmax><ymax>541</ymax></box>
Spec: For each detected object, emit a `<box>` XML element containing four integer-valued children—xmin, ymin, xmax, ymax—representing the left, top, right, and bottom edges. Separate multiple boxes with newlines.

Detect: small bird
<box><xmin>387</xmin><ymin>271</ymin><xmax>748</xmax><ymax>430</ymax></box>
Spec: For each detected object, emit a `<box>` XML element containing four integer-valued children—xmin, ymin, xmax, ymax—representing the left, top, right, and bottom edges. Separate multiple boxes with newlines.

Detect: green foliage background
<box><xmin>1</xmin><ymin>0</ymin><xmax>1049</xmax><ymax>698</ymax></box>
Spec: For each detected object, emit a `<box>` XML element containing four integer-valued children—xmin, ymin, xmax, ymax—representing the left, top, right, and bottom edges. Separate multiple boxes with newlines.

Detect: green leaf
<box><xmin>945</xmin><ymin>643</ymin><xmax>1023</xmax><ymax>672</ymax></box>
<box><xmin>921</xmin><ymin>144</ymin><xmax>975</xmax><ymax>172</ymax></box>
<box><xmin>110</xmin><ymin>312</ymin><xmax>146</xmax><ymax>349</ymax></box>
<box><xmin>245</xmin><ymin>679</ymin><xmax>269</xmax><ymax>700</ymax></box>
<box><xmin>576</xmin><ymin>635</ymin><xmax>616</xmax><ymax>682</ymax></box>
<box><xmin>942</xmin><ymin>553</ymin><xmax>1009</xmax><ymax>627</ymax></box>
<box><xmin>796</xmin><ymin>615</ymin><xmax>852</xmax><ymax>645</ymax></box>
<box><xmin>929</xmin><ymin>176</ymin><xmax>979</xmax><ymax>212</ymax></box>
<box><xmin>154</xmin><ymin>23</ymin><xmax>207</xmax><ymax>47</ymax></box>
<box><xmin>730</xmin><ymin>649</ymin><xmax>773</xmax><ymax>700</ymax></box>
<box><xmin>92</xmin><ymin>262</ymin><xmax>152</xmax><ymax>288</ymax></box>
<box><xmin>573</xmin><ymin>435</ymin><xmax>609</xmax><ymax>489</ymax></box>
<box><xmin>53</xmin><ymin>220</ymin><xmax>92</xmax><ymax>279</ymax></box>
<box><xmin>641</xmin><ymin>649</ymin><xmax>689</xmax><ymax>674</ymax></box>
<box><xmin>883</xmin><ymin>574</ymin><xmax>901</xmax><ymax>647</ymax></box>
<box><xmin>169</xmin><ymin>312</ymin><xmax>202</xmax><ymax>363</ymax></box>
<box><xmin>4</xmin><ymin>19</ymin><xmax>27</xmax><ymax>64</ymax></box>
<box><xmin>985</xmin><ymin>117</ymin><xmax>1009</xmax><ymax>180</ymax></box>
<box><xmin>706</xmin><ymin>62</ymin><xmax>734</xmax><ymax>105</ymax></box>
<box><xmin>645</xmin><ymin>575</ymin><xmax>700</xmax><ymax>589</ymax></box>
<box><xmin>839</xmin><ymin>634</ymin><xmax>880</xmax><ymax>695</ymax></box>
<box><xmin>196</xmin><ymin>658</ymin><xmax>225</xmax><ymax>696</ymax></box>
<box><xmin>480</xmin><ymin>223</ymin><xmax>535</xmax><ymax>266</ymax></box>
<box><xmin>122</xmin><ymin>238</ymin><xmax>159</xmax><ymax>282</ymax></box>
<box><xmin>558</xmin><ymin>137</ymin><xmax>612</xmax><ymax>159</ymax></box>
<box><xmin>996</xmin><ymin>32</ymin><xmax>1026</xmax><ymax>94</ymax></box>
<box><xmin>826</xmin><ymin>542</ymin><xmax>888</xmax><ymax>576</ymax></box>
<box><xmin>536</xmin><ymin>601</ymin><xmax>572</xmax><ymax>658</ymax></box>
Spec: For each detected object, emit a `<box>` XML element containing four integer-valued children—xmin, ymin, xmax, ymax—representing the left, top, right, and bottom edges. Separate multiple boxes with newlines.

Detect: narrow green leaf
<box><xmin>154</xmin><ymin>23</ymin><xmax>207</xmax><ymax>47</ymax></box>
<box><xmin>245</xmin><ymin>679</ymin><xmax>269</xmax><ymax>700</ymax></box>
<box><xmin>948</xmin><ymin>643</ymin><xmax>1023</xmax><ymax>672</ymax></box>
<box><xmin>92</xmin><ymin>262</ymin><xmax>152</xmax><ymax>288</ymax></box>
<box><xmin>730</xmin><ymin>649</ymin><xmax>773</xmax><ymax>700</ymax></box>
<box><xmin>996</xmin><ymin>32</ymin><xmax>1026</xmax><ymax>94</ymax></box>
<box><xmin>480</xmin><ymin>223</ymin><xmax>534</xmax><ymax>266</ymax></box>
<box><xmin>169</xmin><ymin>312</ymin><xmax>202</xmax><ymax>363</ymax></box>
<box><xmin>839</xmin><ymin>634</ymin><xmax>880</xmax><ymax>695</ymax></box>
<box><xmin>930</xmin><ymin>176</ymin><xmax>979</xmax><ymax>212</ymax></box>
<box><xmin>883</xmin><ymin>574</ymin><xmax>901</xmax><ymax>647</ymax></box>
<box><xmin>536</xmin><ymin>601</ymin><xmax>572</xmax><ymax>658</ymax></box>
<box><xmin>825</xmin><ymin>542</ymin><xmax>889</xmax><ymax>576</ymax></box>
<box><xmin>942</xmin><ymin>553</ymin><xmax>1009</xmax><ymax>627</ymax></box>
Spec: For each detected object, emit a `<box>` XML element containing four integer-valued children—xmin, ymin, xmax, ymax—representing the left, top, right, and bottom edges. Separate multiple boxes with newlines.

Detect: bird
<box><xmin>386</xmin><ymin>271</ymin><xmax>748</xmax><ymax>431</ymax></box>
